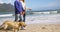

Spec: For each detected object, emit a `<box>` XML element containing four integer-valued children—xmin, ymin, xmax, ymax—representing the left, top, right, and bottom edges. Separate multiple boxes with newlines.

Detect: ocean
<box><xmin>0</xmin><ymin>11</ymin><xmax>60</xmax><ymax>25</ymax></box>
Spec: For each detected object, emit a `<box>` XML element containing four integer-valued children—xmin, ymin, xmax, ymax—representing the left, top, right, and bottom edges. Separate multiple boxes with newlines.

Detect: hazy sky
<box><xmin>0</xmin><ymin>0</ymin><xmax>60</xmax><ymax>10</ymax></box>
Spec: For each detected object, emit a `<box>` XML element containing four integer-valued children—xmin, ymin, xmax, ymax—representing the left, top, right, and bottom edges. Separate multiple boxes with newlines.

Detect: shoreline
<box><xmin>0</xmin><ymin>14</ymin><xmax>60</xmax><ymax>25</ymax></box>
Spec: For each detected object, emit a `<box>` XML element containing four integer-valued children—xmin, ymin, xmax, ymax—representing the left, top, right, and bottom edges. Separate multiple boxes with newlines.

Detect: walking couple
<box><xmin>14</xmin><ymin>0</ymin><xmax>31</xmax><ymax>29</ymax></box>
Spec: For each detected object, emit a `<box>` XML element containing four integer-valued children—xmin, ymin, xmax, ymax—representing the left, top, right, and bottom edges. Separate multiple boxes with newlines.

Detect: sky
<box><xmin>0</xmin><ymin>0</ymin><xmax>60</xmax><ymax>10</ymax></box>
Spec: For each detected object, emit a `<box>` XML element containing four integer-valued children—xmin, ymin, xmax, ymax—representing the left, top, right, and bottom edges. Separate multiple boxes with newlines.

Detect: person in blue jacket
<box><xmin>14</xmin><ymin>0</ymin><xmax>24</xmax><ymax>22</ymax></box>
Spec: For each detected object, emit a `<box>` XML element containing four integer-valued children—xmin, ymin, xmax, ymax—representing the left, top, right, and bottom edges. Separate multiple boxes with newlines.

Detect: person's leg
<box><xmin>23</xmin><ymin>13</ymin><xmax>25</xmax><ymax>22</ymax></box>
<box><xmin>20</xmin><ymin>12</ymin><xmax>25</xmax><ymax>30</ymax></box>
<box><xmin>20</xmin><ymin>12</ymin><xmax>26</xmax><ymax>30</ymax></box>
<box><xmin>15</xmin><ymin>14</ymin><xmax>18</xmax><ymax>21</ymax></box>
<box><xmin>19</xmin><ymin>12</ymin><xmax>24</xmax><ymax>22</ymax></box>
<box><xmin>19</xmin><ymin>14</ymin><xmax>23</xmax><ymax>22</ymax></box>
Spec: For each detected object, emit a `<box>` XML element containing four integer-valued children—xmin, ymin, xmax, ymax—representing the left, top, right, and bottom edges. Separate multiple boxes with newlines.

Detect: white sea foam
<box><xmin>26</xmin><ymin>14</ymin><xmax>60</xmax><ymax>24</ymax></box>
<box><xmin>0</xmin><ymin>14</ymin><xmax>13</xmax><ymax>17</ymax></box>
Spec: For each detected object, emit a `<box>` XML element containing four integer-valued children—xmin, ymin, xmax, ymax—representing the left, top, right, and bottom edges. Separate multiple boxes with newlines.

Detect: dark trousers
<box><xmin>15</xmin><ymin>13</ymin><xmax>26</xmax><ymax>22</ymax></box>
<box><xmin>23</xmin><ymin>13</ymin><xmax>25</xmax><ymax>22</ymax></box>
<box><xmin>15</xmin><ymin>14</ymin><xmax>22</xmax><ymax>21</ymax></box>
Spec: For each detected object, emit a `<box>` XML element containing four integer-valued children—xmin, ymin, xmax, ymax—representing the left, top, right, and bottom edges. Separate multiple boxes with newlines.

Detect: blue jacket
<box><xmin>14</xmin><ymin>1</ymin><xmax>24</xmax><ymax>14</ymax></box>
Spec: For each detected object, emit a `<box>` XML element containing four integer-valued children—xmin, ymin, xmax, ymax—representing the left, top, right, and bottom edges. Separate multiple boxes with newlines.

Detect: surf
<box><xmin>0</xmin><ymin>14</ymin><xmax>13</xmax><ymax>17</ymax></box>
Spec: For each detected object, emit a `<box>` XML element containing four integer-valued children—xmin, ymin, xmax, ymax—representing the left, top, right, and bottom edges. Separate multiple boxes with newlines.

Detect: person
<box><xmin>14</xmin><ymin>0</ymin><xmax>24</xmax><ymax>22</ymax></box>
<box><xmin>20</xmin><ymin>0</ymin><xmax>26</xmax><ymax>22</ymax></box>
<box><xmin>20</xmin><ymin>0</ymin><xmax>31</xmax><ymax>22</ymax></box>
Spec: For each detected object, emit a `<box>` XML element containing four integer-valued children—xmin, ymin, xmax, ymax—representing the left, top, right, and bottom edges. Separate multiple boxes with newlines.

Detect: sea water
<box><xmin>0</xmin><ymin>11</ymin><xmax>60</xmax><ymax>25</ymax></box>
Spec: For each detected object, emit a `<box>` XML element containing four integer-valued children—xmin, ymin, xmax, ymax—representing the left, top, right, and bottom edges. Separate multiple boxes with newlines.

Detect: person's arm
<box><xmin>24</xmin><ymin>3</ymin><xmax>32</xmax><ymax>10</ymax></box>
<box><xmin>26</xmin><ymin>7</ymin><xmax>32</xmax><ymax>10</ymax></box>
<box><xmin>25</xmin><ymin>5</ymin><xmax>32</xmax><ymax>10</ymax></box>
<box><xmin>19</xmin><ymin>2</ymin><xmax>24</xmax><ymax>14</ymax></box>
<box><xmin>14</xmin><ymin>1</ymin><xmax>23</xmax><ymax>13</ymax></box>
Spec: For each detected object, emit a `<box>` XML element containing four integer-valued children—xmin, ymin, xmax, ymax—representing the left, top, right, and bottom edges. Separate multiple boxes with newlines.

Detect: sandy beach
<box><xmin>0</xmin><ymin>24</ymin><xmax>60</xmax><ymax>32</ymax></box>
<box><xmin>20</xmin><ymin>24</ymin><xmax>60</xmax><ymax>32</ymax></box>
<box><xmin>0</xmin><ymin>14</ymin><xmax>60</xmax><ymax>32</ymax></box>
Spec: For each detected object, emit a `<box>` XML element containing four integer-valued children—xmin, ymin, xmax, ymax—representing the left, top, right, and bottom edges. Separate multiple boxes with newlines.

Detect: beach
<box><xmin>20</xmin><ymin>24</ymin><xmax>60</xmax><ymax>32</ymax></box>
<box><xmin>0</xmin><ymin>24</ymin><xmax>60</xmax><ymax>32</ymax></box>
<box><xmin>0</xmin><ymin>14</ymin><xmax>60</xmax><ymax>32</ymax></box>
